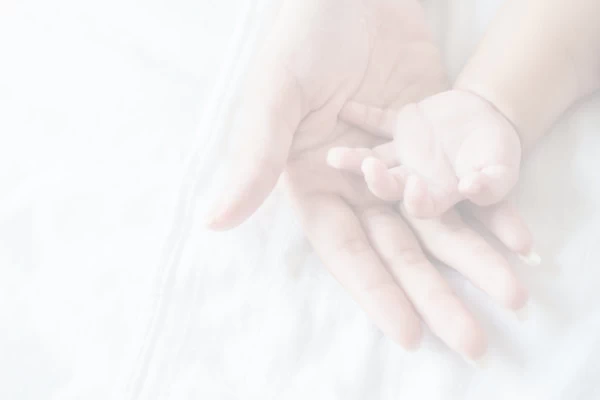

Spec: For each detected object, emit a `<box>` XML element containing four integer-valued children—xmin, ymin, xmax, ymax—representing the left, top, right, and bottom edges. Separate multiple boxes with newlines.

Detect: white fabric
<box><xmin>2</xmin><ymin>1</ymin><xmax>600</xmax><ymax>399</ymax></box>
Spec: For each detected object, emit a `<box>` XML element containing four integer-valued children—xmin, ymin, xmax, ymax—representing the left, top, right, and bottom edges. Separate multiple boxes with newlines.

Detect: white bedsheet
<box><xmin>2</xmin><ymin>1</ymin><xmax>600</xmax><ymax>399</ymax></box>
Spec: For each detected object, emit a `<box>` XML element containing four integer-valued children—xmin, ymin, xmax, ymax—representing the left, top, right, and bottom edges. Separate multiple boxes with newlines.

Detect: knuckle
<box><xmin>361</xmin><ymin>206</ymin><xmax>393</xmax><ymax>221</ymax></box>
<box><xmin>336</xmin><ymin>236</ymin><xmax>371</xmax><ymax>257</ymax></box>
<box><xmin>391</xmin><ymin>246</ymin><xmax>427</xmax><ymax>266</ymax></box>
<box><xmin>364</xmin><ymin>281</ymin><xmax>397</xmax><ymax>298</ymax></box>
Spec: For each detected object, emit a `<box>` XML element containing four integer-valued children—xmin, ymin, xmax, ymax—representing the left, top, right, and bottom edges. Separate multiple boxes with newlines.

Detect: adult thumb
<box><xmin>205</xmin><ymin>60</ymin><xmax>304</xmax><ymax>231</ymax></box>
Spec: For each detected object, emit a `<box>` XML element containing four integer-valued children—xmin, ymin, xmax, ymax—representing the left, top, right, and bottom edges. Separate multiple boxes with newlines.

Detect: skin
<box><xmin>328</xmin><ymin>90</ymin><xmax>522</xmax><ymax>216</ymax></box>
<box><xmin>205</xmin><ymin>0</ymin><xmax>532</xmax><ymax>360</ymax></box>
<box><xmin>456</xmin><ymin>0</ymin><xmax>600</xmax><ymax>149</ymax></box>
<box><xmin>330</xmin><ymin>0</ymin><xmax>600</xmax><ymax>217</ymax></box>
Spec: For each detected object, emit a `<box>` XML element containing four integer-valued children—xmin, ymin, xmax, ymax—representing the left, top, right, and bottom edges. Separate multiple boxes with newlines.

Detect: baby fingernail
<box><xmin>518</xmin><ymin>249</ymin><xmax>541</xmax><ymax>266</ymax></box>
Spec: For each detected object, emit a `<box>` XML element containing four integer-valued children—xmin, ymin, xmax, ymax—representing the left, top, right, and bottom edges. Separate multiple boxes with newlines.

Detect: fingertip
<box><xmin>328</xmin><ymin>147</ymin><xmax>376</xmax><ymax>173</ymax></box>
<box><xmin>460</xmin><ymin>176</ymin><xmax>498</xmax><ymax>207</ymax></box>
<box><xmin>508</xmin><ymin>229</ymin><xmax>534</xmax><ymax>256</ymax></box>
<box><xmin>515</xmin><ymin>302</ymin><xmax>530</xmax><ymax>322</ymax></box>
<box><xmin>361</xmin><ymin>156</ymin><xmax>386</xmax><ymax>176</ymax></box>
<box><xmin>203</xmin><ymin>187</ymin><xmax>233</xmax><ymax>230</ymax></box>
<box><xmin>518</xmin><ymin>249</ymin><xmax>542</xmax><ymax>267</ymax></box>
<box><xmin>458</xmin><ymin>174</ymin><xmax>483</xmax><ymax>197</ymax></box>
<box><xmin>454</xmin><ymin>316</ymin><xmax>488</xmax><ymax>362</ymax></box>
<box><xmin>204</xmin><ymin>196</ymin><xmax>254</xmax><ymax>231</ymax></box>
<box><xmin>362</xmin><ymin>283</ymin><xmax>423</xmax><ymax>352</ymax></box>
<box><xmin>507</xmin><ymin>215</ymin><xmax>534</xmax><ymax>255</ymax></box>
<box><xmin>478</xmin><ymin>202</ymin><xmax>535</xmax><ymax>256</ymax></box>
<box><xmin>392</xmin><ymin>316</ymin><xmax>423</xmax><ymax>351</ymax></box>
<box><xmin>431</xmin><ymin>296</ymin><xmax>487</xmax><ymax>362</ymax></box>
<box><xmin>496</xmin><ymin>219</ymin><xmax>532</xmax><ymax>255</ymax></box>
<box><xmin>463</xmin><ymin>350</ymin><xmax>490</xmax><ymax>369</ymax></box>
<box><xmin>326</xmin><ymin>147</ymin><xmax>348</xmax><ymax>169</ymax></box>
<box><xmin>203</xmin><ymin>204</ymin><xmax>234</xmax><ymax>231</ymax></box>
<box><xmin>203</xmin><ymin>161</ymin><xmax>282</xmax><ymax>231</ymax></box>
<box><xmin>203</xmin><ymin>209</ymin><xmax>221</xmax><ymax>230</ymax></box>
<box><xmin>510</xmin><ymin>289</ymin><xmax>530</xmax><ymax>312</ymax></box>
<box><xmin>459</xmin><ymin>166</ymin><xmax>516</xmax><ymax>206</ymax></box>
<box><xmin>498</xmin><ymin>273</ymin><xmax>529</xmax><ymax>311</ymax></box>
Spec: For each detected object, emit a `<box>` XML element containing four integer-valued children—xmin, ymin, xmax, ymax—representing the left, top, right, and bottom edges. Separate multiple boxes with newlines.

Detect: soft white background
<box><xmin>2</xmin><ymin>0</ymin><xmax>600</xmax><ymax>399</ymax></box>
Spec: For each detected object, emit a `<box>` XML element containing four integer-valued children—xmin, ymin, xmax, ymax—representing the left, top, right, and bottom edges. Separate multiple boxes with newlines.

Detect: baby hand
<box><xmin>328</xmin><ymin>90</ymin><xmax>522</xmax><ymax>217</ymax></box>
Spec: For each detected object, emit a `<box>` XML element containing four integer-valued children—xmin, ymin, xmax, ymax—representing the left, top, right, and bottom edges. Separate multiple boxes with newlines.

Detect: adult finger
<box><xmin>468</xmin><ymin>201</ymin><xmax>540</xmax><ymax>265</ymax></box>
<box><xmin>362</xmin><ymin>159</ymin><xmax>409</xmax><ymax>202</ymax></box>
<box><xmin>403</xmin><ymin>208</ymin><xmax>528</xmax><ymax>311</ymax></box>
<box><xmin>327</xmin><ymin>143</ymin><xmax>398</xmax><ymax>173</ymax></box>
<box><xmin>403</xmin><ymin>174</ymin><xmax>463</xmax><ymax>218</ymax></box>
<box><xmin>361</xmin><ymin>207</ymin><xmax>486</xmax><ymax>360</ymax></box>
<box><xmin>458</xmin><ymin>165</ymin><xmax>519</xmax><ymax>207</ymax></box>
<box><xmin>291</xmin><ymin>192</ymin><xmax>422</xmax><ymax>349</ymax></box>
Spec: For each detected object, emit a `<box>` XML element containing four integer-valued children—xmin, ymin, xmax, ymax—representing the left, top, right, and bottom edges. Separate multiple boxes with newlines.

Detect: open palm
<box><xmin>207</xmin><ymin>0</ymin><xmax>532</xmax><ymax>360</ymax></box>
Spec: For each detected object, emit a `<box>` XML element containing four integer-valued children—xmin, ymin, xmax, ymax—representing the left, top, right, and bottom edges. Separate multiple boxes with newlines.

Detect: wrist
<box><xmin>451</xmin><ymin>0</ymin><xmax>600</xmax><ymax>152</ymax></box>
<box><xmin>453</xmin><ymin>68</ymin><xmax>575</xmax><ymax>152</ymax></box>
<box><xmin>454</xmin><ymin>64</ymin><xmax>600</xmax><ymax>153</ymax></box>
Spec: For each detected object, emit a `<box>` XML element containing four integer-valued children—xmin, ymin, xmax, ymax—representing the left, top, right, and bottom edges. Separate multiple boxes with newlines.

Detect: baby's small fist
<box><xmin>331</xmin><ymin>90</ymin><xmax>522</xmax><ymax>216</ymax></box>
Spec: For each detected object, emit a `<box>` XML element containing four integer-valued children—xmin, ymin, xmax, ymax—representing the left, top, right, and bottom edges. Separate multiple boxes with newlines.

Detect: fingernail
<box><xmin>515</xmin><ymin>303</ymin><xmax>529</xmax><ymax>322</ymax></box>
<box><xmin>518</xmin><ymin>249</ymin><xmax>541</xmax><ymax>266</ymax></box>
<box><xmin>463</xmin><ymin>353</ymin><xmax>489</xmax><ymax>370</ymax></box>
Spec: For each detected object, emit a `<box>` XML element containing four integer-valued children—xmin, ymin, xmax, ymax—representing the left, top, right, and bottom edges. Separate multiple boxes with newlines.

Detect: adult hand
<box><xmin>206</xmin><ymin>0</ymin><xmax>532</xmax><ymax>360</ymax></box>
